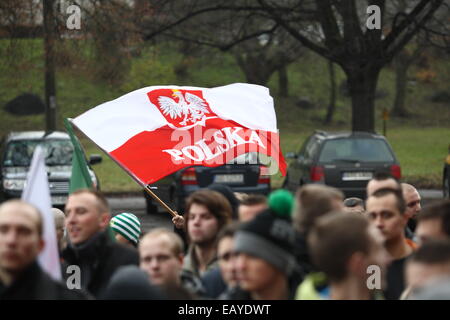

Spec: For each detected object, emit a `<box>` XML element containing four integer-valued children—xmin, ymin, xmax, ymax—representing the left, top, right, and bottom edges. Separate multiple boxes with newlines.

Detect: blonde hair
<box><xmin>140</xmin><ymin>228</ymin><xmax>184</xmax><ymax>256</ymax></box>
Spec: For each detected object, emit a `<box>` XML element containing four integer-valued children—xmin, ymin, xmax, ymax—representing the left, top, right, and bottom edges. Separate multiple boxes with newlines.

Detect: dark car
<box><xmin>444</xmin><ymin>144</ymin><xmax>450</xmax><ymax>198</ymax></box>
<box><xmin>283</xmin><ymin>131</ymin><xmax>401</xmax><ymax>199</ymax></box>
<box><xmin>0</xmin><ymin>131</ymin><xmax>102</xmax><ymax>209</ymax></box>
<box><xmin>144</xmin><ymin>152</ymin><xmax>271</xmax><ymax>214</ymax></box>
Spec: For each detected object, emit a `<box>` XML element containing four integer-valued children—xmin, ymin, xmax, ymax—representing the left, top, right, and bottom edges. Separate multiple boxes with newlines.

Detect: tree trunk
<box><xmin>278</xmin><ymin>65</ymin><xmax>289</xmax><ymax>97</ymax></box>
<box><xmin>346</xmin><ymin>66</ymin><xmax>381</xmax><ymax>133</ymax></box>
<box><xmin>391</xmin><ymin>58</ymin><xmax>409</xmax><ymax>117</ymax></box>
<box><xmin>324</xmin><ymin>61</ymin><xmax>336</xmax><ymax>124</ymax></box>
<box><xmin>391</xmin><ymin>48</ymin><xmax>420</xmax><ymax>118</ymax></box>
<box><xmin>235</xmin><ymin>54</ymin><xmax>273</xmax><ymax>85</ymax></box>
<box><xmin>242</xmin><ymin>63</ymin><xmax>273</xmax><ymax>85</ymax></box>
<box><xmin>43</xmin><ymin>0</ymin><xmax>57</xmax><ymax>133</ymax></box>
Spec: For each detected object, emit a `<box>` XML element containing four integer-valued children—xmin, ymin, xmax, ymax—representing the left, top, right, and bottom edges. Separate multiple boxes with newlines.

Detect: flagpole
<box><xmin>143</xmin><ymin>186</ymin><xmax>177</xmax><ymax>217</ymax></box>
<box><xmin>68</xmin><ymin>119</ymin><xmax>178</xmax><ymax>218</ymax></box>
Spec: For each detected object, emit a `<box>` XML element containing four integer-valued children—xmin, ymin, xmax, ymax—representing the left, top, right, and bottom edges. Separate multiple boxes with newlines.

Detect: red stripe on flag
<box><xmin>110</xmin><ymin>118</ymin><xmax>286</xmax><ymax>185</ymax></box>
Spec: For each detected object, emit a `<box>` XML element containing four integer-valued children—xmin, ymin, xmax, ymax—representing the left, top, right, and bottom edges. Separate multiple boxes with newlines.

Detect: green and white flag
<box><xmin>64</xmin><ymin>118</ymin><xmax>93</xmax><ymax>193</ymax></box>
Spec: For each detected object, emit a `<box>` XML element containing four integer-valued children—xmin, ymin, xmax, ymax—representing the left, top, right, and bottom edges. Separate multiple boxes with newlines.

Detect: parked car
<box><xmin>144</xmin><ymin>152</ymin><xmax>271</xmax><ymax>214</ymax></box>
<box><xmin>0</xmin><ymin>131</ymin><xmax>102</xmax><ymax>209</ymax></box>
<box><xmin>283</xmin><ymin>131</ymin><xmax>401</xmax><ymax>199</ymax></box>
<box><xmin>444</xmin><ymin>144</ymin><xmax>450</xmax><ymax>198</ymax></box>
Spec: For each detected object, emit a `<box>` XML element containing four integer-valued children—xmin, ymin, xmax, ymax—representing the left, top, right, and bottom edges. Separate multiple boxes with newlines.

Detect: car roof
<box><xmin>4</xmin><ymin>131</ymin><xmax>69</xmax><ymax>141</ymax></box>
<box><xmin>313</xmin><ymin>130</ymin><xmax>386</xmax><ymax>140</ymax></box>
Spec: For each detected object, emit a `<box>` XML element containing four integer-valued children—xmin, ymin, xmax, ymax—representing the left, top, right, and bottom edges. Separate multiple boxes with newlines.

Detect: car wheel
<box><xmin>444</xmin><ymin>170</ymin><xmax>450</xmax><ymax>198</ymax></box>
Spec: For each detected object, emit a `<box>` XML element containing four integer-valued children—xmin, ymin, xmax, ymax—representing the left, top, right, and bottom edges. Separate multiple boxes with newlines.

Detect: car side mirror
<box><xmin>89</xmin><ymin>154</ymin><xmax>102</xmax><ymax>165</ymax></box>
<box><xmin>285</xmin><ymin>152</ymin><xmax>297</xmax><ymax>159</ymax></box>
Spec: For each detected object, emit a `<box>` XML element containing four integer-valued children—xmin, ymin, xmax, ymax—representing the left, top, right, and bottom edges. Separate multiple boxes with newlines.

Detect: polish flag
<box><xmin>72</xmin><ymin>83</ymin><xmax>286</xmax><ymax>185</ymax></box>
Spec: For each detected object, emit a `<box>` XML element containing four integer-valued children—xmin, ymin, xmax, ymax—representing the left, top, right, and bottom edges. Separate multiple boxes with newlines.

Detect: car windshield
<box><xmin>3</xmin><ymin>139</ymin><xmax>74</xmax><ymax>167</ymax></box>
<box><xmin>319</xmin><ymin>138</ymin><xmax>395</xmax><ymax>163</ymax></box>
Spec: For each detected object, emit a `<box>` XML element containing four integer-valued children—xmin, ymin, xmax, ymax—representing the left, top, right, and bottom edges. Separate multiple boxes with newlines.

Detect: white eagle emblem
<box><xmin>158</xmin><ymin>90</ymin><xmax>210</xmax><ymax>126</ymax></box>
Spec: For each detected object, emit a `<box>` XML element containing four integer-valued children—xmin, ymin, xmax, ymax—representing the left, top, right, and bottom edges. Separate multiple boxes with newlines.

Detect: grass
<box><xmin>0</xmin><ymin>40</ymin><xmax>449</xmax><ymax>192</ymax></box>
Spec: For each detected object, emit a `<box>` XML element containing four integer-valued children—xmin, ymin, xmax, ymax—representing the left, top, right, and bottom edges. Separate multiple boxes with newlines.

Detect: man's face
<box><xmin>0</xmin><ymin>203</ymin><xmax>44</xmax><ymax>273</ymax></box>
<box><xmin>65</xmin><ymin>192</ymin><xmax>109</xmax><ymax>245</ymax></box>
<box><xmin>139</xmin><ymin>235</ymin><xmax>183</xmax><ymax>286</ymax></box>
<box><xmin>366</xmin><ymin>194</ymin><xmax>408</xmax><ymax>243</ymax></box>
<box><xmin>187</xmin><ymin>203</ymin><xmax>219</xmax><ymax>246</ymax></box>
<box><xmin>217</xmin><ymin>236</ymin><xmax>238</xmax><ymax>287</ymax></box>
<box><xmin>238</xmin><ymin>203</ymin><xmax>267</xmax><ymax>222</ymax></box>
<box><xmin>366</xmin><ymin>179</ymin><xmax>399</xmax><ymax>197</ymax></box>
<box><xmin>115</xmin><ymin>233</ymin><xmax>133</xmax><ymax>247</ymax></box>
<box><xmin>403</xmin><ymin>189</ymin><xmax>421</xmax><ymax>219</ymax></box>
<box><xmin>416</xmin><ymin>218</ymin><xmax>447</xmax><ymax>245</ymax></box>
<box><xmin>235</xmin><ymin>253</ymin><xmax>283</xmax><ymax>293</ymax></box>
<box><xmin>54</xmin><ymin>215</ymin><xmax>65</xmax><ymax>246</ymax></box>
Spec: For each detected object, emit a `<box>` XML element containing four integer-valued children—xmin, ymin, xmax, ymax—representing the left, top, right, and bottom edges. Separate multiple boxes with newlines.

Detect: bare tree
<box><xmin>231</xmin><ymin>28</ymin><xmax>304</xmax><ymax>87</ymax></box>
<box><xmin>387</xmin><ymin>0</ymin><xmax>450</xmax><ymax>117</ymax></box>
<box><xmin>140</xmin><ymin>0</ymin><xmax>446</xmax><ymax>132</ymax></box>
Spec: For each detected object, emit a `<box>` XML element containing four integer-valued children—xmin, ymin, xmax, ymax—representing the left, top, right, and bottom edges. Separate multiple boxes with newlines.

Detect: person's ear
<box><xmin>99</xmin><ymin>212</ymin><xmax>110</xmax><ymax>229</ymax></box>
<box><xmin>38</xmin><ymin>238</ymin><xmax>45</xmax><ymax>254</ymax></box>
<box><xmin>347</xmin><ymin>252</ymin><xmax>367</xmax><ymax>278</ymax></box>
<box><xmin>178</xmin><ymin>254</ymin><xmax>184</xmax><ymax>265</ymax></box>
<box><xmin>401</xmin><ymin>212</ymin><xmax>409</xmax><ymax>225</ymax></box>
<box><xmin>404</xmin><ymin>209</ymin><xmax>412</xmax><ymax>220</ymax></box>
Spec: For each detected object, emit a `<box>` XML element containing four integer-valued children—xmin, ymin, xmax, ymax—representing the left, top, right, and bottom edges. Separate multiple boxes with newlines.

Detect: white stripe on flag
<box><xmin>73</xmin><ymin>83</ymin><xmax>277</xmax><ymax>153</ymax></box>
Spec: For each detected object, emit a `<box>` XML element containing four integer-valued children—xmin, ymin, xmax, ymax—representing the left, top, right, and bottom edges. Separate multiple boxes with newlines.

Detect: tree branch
<box><xmin>142</xmin><ymin>3</ymin><xmax>268</xmax><ymax>41</ymax></box>
<box><xmin>257</xmin><ymin>0</ymin><xmax>331</xmax><ymax>60</ymax></box>
<box><xmin>160</xmin><ymin>23</ymin><xmax>280</xmax><ymax>51</ymax></box>
<box><xmin>383</xmin><ymin>0</ymin><xmax>443</xmax><ymax>51</ymax></box>
<box><xmin>316</xmin><ymin>0</ymin><xmax>344</xmax><ymax>50</ymax></box>
<box><xmin>385</xmin><ymin>0</ymin><xmax>444</xmax><ymax>60</ymax></box>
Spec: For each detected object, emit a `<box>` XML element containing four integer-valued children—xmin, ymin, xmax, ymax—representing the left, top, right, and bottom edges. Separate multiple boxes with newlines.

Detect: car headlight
<box><xmin>3</xmin><ymin>179</ymin><xmax>26</xmax><ymax>191</ymax></box>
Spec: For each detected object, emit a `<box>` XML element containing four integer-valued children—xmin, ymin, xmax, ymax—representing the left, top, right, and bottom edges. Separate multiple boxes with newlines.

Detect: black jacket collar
<box><xmin>62</xmin><ymin>231</ymin><xmax>110</xmax><ymax>263</ymax></box>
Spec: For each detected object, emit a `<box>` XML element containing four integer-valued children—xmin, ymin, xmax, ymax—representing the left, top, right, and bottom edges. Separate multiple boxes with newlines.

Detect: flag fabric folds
<box><xmin>21</xmin><ymin>146</ymin><xmax>62</xmax><ymax>280</ymax></box>
<box><xmin>64</xmin><ymin>118</ymin><xmax>93</xmax><ymax>193</ymax></box>
<box><xmin>72</xmin><ymin>83</ymin><xmax>286</xmax><ymax>186</ymax></box>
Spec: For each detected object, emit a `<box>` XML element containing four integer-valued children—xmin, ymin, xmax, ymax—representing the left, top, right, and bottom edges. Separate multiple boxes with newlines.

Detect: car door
<box><xmin>291</xmin><ymin>135</ymin><xmax>318</xmax><ymax>187</ymax></box>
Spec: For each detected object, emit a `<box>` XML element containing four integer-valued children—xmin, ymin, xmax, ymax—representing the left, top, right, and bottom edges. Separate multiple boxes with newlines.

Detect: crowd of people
<box><xmin>0</xmin><ymin>172</ymin><xmax>449</xmax><ymax>300</ymax></box>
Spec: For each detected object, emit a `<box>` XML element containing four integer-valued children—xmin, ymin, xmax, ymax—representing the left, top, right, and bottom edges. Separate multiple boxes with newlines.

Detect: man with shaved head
<box><xmin>402</xmin><ymin>183</ymin><xmax>421</xmax><ymax>234</ymax></box>
<box><xmin>366</xmin><ymin>172</ymin><xmax>401</xmax><ymax>197</ymax></box>
<box><xmin>62</xmin><ymin>189</ymin><xmax>139</xmax><ymax>298</ymax></box>
<box><xmin>52</xmin><ymin>207</ymin><xmax>66</xmax><ymax>252</ymax></box>
<box><xmin>0</xmin><ymin>200</ymin><xmax>88</xmax><ymax>299</ymax></box>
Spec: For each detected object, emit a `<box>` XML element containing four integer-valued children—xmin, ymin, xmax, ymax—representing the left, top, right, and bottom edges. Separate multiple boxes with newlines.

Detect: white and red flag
<box><xmin>72</xmin><ymin>83</ymin><xmax>286</xmax><ymax>185</ymax></box>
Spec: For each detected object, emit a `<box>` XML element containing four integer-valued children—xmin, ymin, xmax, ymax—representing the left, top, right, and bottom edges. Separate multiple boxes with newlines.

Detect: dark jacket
<box><xmin>61</xmin><ymin>230</ymin><xmax>139</xmax><ymax>298</ymax></box>
<box><xmin>294</xmin><ymin>231</ymin><xmax>315</xmax><ymax>277</ymax></box>
<box><xmin>0</xmin><ymin>262</ymin><xmax>90</xmax><ymax>300</ymax></box>
<box><xmin>201</xmin><ymin>266</ymin><xmax>227</xmax><ymax>299</ymax></box>
<box><xmin>384</xmin><ymin>256</ymin><xmax>408</xmax><ymax>300</ymax></box>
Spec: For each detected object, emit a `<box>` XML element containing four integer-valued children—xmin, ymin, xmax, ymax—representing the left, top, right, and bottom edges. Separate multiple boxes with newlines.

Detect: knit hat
<box><xmin>110</xmin><ymin>212</ymin><xmax>141</xmax><ymax>245</ymax></box>
<box><xmin>234</xmin><ymin>189</ymin><xmax>297</xmax><ymax>276</ymax></box>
